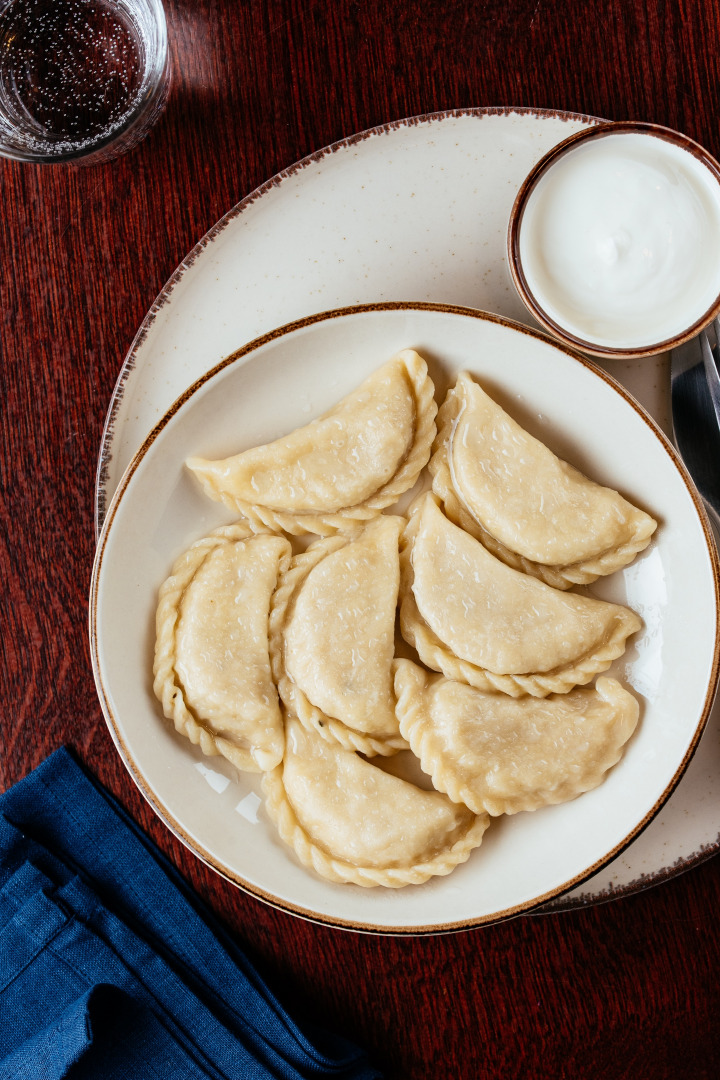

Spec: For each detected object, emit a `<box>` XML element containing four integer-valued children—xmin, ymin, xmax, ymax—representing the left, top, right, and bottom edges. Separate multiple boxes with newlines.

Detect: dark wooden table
<box><xmin>2</xmin><ymin>2</ymin><xmax>720</xmax><ymax>1077</ymax></box>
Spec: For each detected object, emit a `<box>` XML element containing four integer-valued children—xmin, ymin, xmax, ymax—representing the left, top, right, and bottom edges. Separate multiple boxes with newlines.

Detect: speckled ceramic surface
<box><xmin>95</xmin><ymin>108</ymin><xmax>720</xmax><ymax>911</ymax></box>
<box><xmin>91</xmin><ymin>304</ymin><xmax>719</xmax><ymax>932</ymax></box>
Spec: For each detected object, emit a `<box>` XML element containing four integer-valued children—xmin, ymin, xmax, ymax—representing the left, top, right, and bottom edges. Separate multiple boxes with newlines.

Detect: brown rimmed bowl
<box><xmin>90</xmin><ymin>302</ymin><xmax>719</xmax><ymax>934</ymax></box>
<box><xmin>508</xmin><ymin>121</ymin><xmax>720</xmax><ymax>358</ymax></box>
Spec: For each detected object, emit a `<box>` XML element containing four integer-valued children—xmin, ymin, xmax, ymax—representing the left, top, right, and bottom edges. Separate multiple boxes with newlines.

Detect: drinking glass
<box><xmin>0</xmin><ymin>0</ymin><xmax>170</xmax><ymax>165</ymax></box>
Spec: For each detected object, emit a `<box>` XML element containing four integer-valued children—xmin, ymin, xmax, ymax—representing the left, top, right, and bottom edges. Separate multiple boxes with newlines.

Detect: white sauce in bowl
<box><xmin>517</xmin><ymin>131</ymin><xmax>720</xmax><ymax>349</ymax></box>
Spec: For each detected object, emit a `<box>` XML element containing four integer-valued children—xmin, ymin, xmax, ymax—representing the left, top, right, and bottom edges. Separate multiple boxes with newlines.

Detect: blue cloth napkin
<box><xmin>0</xmin><ymin>747</ymin><xmax>381</xmax><ymax>1080</ymax></box>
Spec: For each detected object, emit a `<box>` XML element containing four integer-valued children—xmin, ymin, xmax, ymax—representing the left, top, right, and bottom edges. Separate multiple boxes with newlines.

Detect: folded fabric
<box><xmin>0</xmin><ymin>747</ymin><xmax>381</xmax><ymax>1080</ymax></box>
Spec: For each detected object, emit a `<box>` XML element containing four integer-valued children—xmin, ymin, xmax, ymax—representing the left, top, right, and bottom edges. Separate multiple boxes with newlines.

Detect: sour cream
<box><xmin>516</xmin><ymin>130</ymin><xmax>720</xmax><ymax>350</ymax></box>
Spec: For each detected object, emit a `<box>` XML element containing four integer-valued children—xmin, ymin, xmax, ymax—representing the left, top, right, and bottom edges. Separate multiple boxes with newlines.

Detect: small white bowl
<box><xmin>508</xmin><ymin>122</ymin><xmax>720</xmax><ymax>358</ymax></box>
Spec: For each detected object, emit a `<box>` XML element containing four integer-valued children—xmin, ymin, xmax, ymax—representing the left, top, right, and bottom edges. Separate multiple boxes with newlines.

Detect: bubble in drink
<box><xmin>0</xmin><ymin>0</ymin><xmax>168</xmax><ymax>161</ymax></box>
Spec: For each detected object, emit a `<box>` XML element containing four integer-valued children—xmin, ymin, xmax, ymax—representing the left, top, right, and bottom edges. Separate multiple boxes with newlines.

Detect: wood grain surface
<box><xmin>1</xmin><ymin>1</ymin><xmax>720</xmax><ymax>1077</ymax></box>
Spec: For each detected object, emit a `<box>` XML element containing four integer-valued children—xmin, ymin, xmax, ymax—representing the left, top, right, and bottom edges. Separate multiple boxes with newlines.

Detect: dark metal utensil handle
<box><xmin>671</xmin><ymin>335</ymin><xmax>720</xmax><ymax>528</ymax></box>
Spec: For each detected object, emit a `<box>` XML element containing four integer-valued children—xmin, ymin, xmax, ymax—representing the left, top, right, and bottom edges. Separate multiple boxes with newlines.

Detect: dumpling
<box><xmin>186</xmin><ymin>350</ymin><xmax>437</xmax><ymax>535</ymax></box>
<box><xmin>429</xmin><ymin>372</ymin><xmax>657</xmax><ymax>588</ymax></box>
<box><xmin>269</xmin><ymin>516</ymin><xmax>407</xmax><ymax>756</ymax></box>
<box><xmin>262</xmin><ymin>718</ymin><xmax>489</xmax><ymax>887</ymax></box>
<box><xmin>399</xmin><ymin>494</ymin><xmax>642</xmax><ymax>697</ymax></box>
<box><xmin>154</xmin><ymin>523</ymin><xmax>291</xmax><ymax>772</ymax></box>
<box><xmin>394</xmin><ymin>660</ymin><xmax>640</xmax><ymax>816</ymax></box>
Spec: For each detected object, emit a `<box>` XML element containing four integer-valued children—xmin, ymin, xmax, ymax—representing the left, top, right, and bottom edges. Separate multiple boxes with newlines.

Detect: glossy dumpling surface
<box><xmin>262</xmin><ymin>718</ymin><xmax>489</xmax><ymax>887</ymax></box>
<box><xmin>187</xmin><ymin>350</ymin><xmax>437</xmax><ymax>534</ymax></box>
<box><xmin>154</xmin><ymin>524</ymin><xmax>291</xmax><ymax>772</ymax></box>
<box><xmin>430</xmin><ymin>372</ymin><xmax>657</xmax><ymax>588</ymax></box>
<box><xmin>399</xmin><ymin>494</ymin><xmax>642</xmax><ymax>697</ymax></box>
<box><xmin>394</xmin><ymin>660</ymin><xmax>640</xmax><ymax>816</ymax></box>
<box><xmin>269</xmin><ymin>515</ymin><xmax>406</xmax><ymax>755</ymax></box>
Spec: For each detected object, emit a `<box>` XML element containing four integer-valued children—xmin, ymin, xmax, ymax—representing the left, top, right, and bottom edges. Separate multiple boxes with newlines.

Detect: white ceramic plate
<box><xmin>95</xmin><ymin>107</ymin><xmax>720</xmax><ymax>907</ymax></box>
<box><xmin>90</xmin><ymin>303</ymin><xmax>720</xmax><ymax>934</ymax></box>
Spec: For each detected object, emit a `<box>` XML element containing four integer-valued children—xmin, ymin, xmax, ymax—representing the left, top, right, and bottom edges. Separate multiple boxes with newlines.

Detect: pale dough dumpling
<box><xmin>186</xmin><ymin>350</ymin><xmax>437</xmax><ymax>535</ymax></box>
<box><xmin>394</xmin><ymin>660</ymin><xmax>640</xmax><ymax>816</ymax></box>
<box><xmin>154</xmin><ymin>524</ymin><xmax>291</xmax><ymax>772</ymax></box>
<box><xmin>269</xmin><ymin>515</ymin><xmax>407</xmax><ymax>755</ymax></box>
<box><xmin>262</xmin><ymin>718</ymin><xmax>489</xmax><ymax>887</ymax></box>
<box><xmin>430</xmin><ymin>372</ymin><xmax>657</xmax><ymax>588</ymax></box>
<box><xmin>399</xmin><ymin>494</ymin><xmax>642</xmax><ymax>697</ymax></box>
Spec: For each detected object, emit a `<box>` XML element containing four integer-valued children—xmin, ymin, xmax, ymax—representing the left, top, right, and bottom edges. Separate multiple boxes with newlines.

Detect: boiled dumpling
<box><xmin>269</xmin><ymin>515</ymin><xmax>407</xmax><ymax>755</ymax></box>
<box><xmin>394</xmin><ymin>659</ymin><xmax>640</xmax><ymax>815</ymax></box>
<box><xmin>262</xmin><ymin>718</ymin><xmax>489</xmax><ymax>887</ymax></box>
<box><xmin>430</xmin><ymin>372</ymin><xmax>657</xmax><ymax>588</ymax></box>
<box><xmin>154</xmin><ymin>524</ymin><xmax>291</xmax><ymax>772</ymax></box>
<box><xmin>187</xmin><ymin>350</ymin><xmax>437</xmax><ymax>535</ymax></box>
<box><xmin>399</xmin><ymin>494</ymin><xmax>642</xmax><ymax>697</ymax></box>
